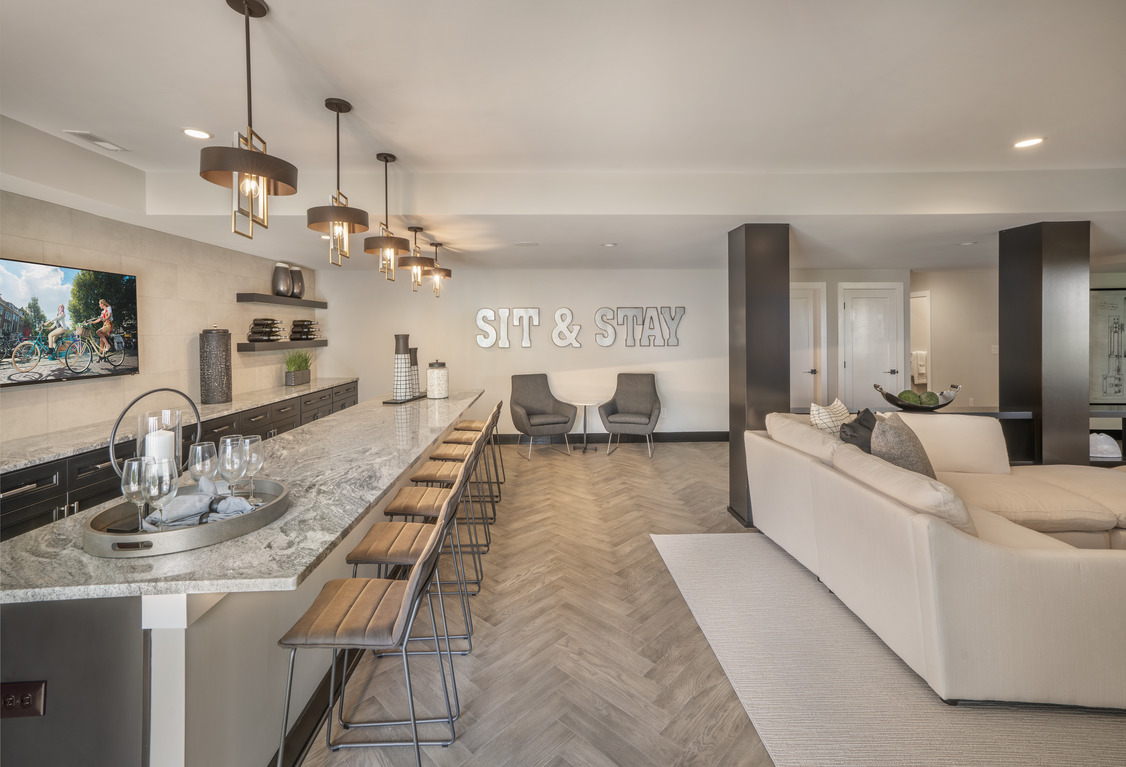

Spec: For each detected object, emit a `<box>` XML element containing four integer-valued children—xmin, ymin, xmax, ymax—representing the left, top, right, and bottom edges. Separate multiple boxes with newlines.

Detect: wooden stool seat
<box><xmin>279</xmin><ymin>578</ymin><xmax>407</xmax><ymax>650</ymax></box>
<box><xmin>347</xmin><ymin>522</ymin><xmax>435</xmax><ymax>567</ymax></box>
<box><xmin>430</xmin><ymin>443</ymin><xmax>472</xmax><ymax>462</ymax></box>
<box><xmin>443</xmin><ymin>431</ymin><xmax>476</xmax><ymax>444</ymax></box>
<box><xmin>384</xmin><ymin>486</ymin><xmax>451</xmax><ymax>519</ymax></box>
<box><xmin>410</xmin><ymin>460</ymin><xmax>462</xmax><ymax>485</ymax></box>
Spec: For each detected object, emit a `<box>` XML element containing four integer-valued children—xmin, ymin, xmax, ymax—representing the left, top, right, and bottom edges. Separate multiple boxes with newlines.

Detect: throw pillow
<box><xmin>840</xmin><ymin>408</ymin><xmax>877</xmax><ymax>453</ymax></box>
<box><xmin>871</xmin><ymin>413</ymin><xmax>936</xmax><ymax>478</ymax></box>
<box><xmin>810</xmin><ymin>398</ymin><xmax>852</xmax><ymax>437</ymax></box>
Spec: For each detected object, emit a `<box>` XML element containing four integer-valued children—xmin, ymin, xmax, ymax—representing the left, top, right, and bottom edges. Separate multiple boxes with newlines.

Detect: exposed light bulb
<box><xmin>239</xmin><ymin>175</ymin><xmax>260</xmax><ymax>197</ymax></box>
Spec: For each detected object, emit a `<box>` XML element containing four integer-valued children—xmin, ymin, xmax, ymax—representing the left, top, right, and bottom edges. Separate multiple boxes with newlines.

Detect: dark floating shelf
<box><xmin>237</xmin><ymin>340</ymin><xmax>328</xmax><ymax>352</ymax></box>
<box><xmin>236</xmin><ymin>293</ymin><xmax>327</xmax><ymax>309</ymax></box>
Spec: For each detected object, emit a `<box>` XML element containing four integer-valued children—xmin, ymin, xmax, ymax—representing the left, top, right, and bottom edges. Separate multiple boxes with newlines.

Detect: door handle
<box><xmin>884</xmin><ymin>369</ymin><xmax>899</xmax><ymax>375</ymax></box>
<box><xmin>806</xmin><ymin>369</ymin><xmax>818</xmax><ymax>375</ymax></box>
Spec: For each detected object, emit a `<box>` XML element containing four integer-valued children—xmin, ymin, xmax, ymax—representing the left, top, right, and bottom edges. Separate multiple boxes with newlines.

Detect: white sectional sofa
<box><xmin>744</xmin><ymin>413</ymin><xmax>1126</xmax><ymax>709</ymax></box>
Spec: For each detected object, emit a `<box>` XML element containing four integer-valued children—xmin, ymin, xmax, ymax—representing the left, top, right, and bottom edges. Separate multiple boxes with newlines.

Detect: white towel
<box><xmin>910</xmin><ymin>351</ymin><xmax>928</xmax><ymax>384</ymax></box>
<box><xmin>141</xmin><ymin>476</ymin><xmax>254</xmax><ymax>531</ymax></box>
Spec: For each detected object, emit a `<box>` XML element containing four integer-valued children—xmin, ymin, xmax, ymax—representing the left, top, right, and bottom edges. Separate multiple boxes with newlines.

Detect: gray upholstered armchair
<box><xmin>510</xmin><ymin>374</ymin><xmax>578</xmax><ymax>458</ymax></box>
<box><xmin>598</xmin><ymin>373</ymin><xmax>661</xmax><ymax>457</ymax></box>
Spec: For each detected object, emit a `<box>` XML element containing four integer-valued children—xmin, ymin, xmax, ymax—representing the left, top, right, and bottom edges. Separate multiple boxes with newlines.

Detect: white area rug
<box><xmin>652</xmin><ymin>533</ymin><xmax>1126</xmax><ymax>767</ymax></box>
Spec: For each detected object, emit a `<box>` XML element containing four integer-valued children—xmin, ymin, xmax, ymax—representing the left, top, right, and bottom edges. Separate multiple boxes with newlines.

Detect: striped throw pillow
<box><xmin>810</xmin><ymin>398</ymin><xmax>852</xmax><ymax>436</ymax></box>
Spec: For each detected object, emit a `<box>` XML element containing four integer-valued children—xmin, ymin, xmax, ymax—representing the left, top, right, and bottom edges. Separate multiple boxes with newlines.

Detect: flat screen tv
<box><xmin>0</xmin><ymin>257</ymin><xmax>139</xmax><ymax>388</ymax></box>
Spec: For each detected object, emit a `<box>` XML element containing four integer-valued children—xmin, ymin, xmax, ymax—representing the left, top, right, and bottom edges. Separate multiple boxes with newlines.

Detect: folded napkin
<box><xmin>141</xmin><ymin>476</ymin><xmax>255</xmax><ymax>531</ymax></box>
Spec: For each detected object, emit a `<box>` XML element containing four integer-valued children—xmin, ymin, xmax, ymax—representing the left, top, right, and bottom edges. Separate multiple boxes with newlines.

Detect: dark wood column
<box><xmin>999</xmin><ymin>221</ymin><xmax>1090</xmax><ymax>465</ymax></box>
<box><xmin>729</xmin><ymin>224</ymin><xmax>791</xmax><ymax>526</ymax></box>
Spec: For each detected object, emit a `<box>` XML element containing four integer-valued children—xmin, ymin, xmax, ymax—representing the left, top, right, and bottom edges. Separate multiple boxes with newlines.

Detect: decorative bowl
<box><xmin>873</xmin><ymin>384</ymin><xmax>962</xmax><ymax>412</ymax></box>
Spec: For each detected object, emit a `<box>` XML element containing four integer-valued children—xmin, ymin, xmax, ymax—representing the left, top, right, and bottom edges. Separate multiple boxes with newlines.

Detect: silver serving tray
<box><xmin>81</xmin><ymin>479</ymin><xmax>290</xmax><ymax>558</ymax></box>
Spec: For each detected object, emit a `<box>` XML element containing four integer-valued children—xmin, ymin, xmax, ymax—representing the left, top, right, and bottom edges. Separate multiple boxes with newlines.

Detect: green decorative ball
<box><xmin>897</xmin><ymin>390</ymin><xmax>922</xmax><ymax>405</ymax></box>
<box><xmin>920</xmin><ymin>391</ymin><xmax>940</xmax><ymax>407</ymax></box>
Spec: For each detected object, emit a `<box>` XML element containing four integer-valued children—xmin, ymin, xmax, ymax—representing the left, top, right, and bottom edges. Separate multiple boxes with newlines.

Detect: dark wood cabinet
<box><xmin>0</xmin><ymin>459</ymin><xmax>67</xmax><ymax>541</ymax></box>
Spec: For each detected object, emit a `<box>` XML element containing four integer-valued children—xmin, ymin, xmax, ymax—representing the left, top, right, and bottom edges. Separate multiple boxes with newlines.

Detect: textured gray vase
<box><xmin>409</xmin><ymin>346</ymin><xmax>420</xmax><ymax>396</ymax></box>
<box><xmin>289</xmin><ymin>267</ymin><xmax>305</xmax><ymax>299</ymax></box>
<box><xmin>393</xmin><ymin>334</ymin><xmax>412</xmax><ymax>400</ymax></box>
<box><xmin>199</xmin><ymin>328</ymin><xmax>232</xmax><ymax>404</ymax></box>
<box><xmin>271</xmin><ymin>262</ymin><xmax>293</xmax><ymax>297</ymax></box>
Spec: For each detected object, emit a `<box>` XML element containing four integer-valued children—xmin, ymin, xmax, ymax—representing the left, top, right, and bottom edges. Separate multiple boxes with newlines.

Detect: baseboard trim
<box><xmin>497</xmin><ymin>431</ymin><xmax>728</xmax><ymax>445</ymax></box>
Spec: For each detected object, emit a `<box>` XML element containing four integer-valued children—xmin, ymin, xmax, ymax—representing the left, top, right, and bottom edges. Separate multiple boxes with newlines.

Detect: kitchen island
<box><xmin>0</xmin><ymin>390</ymin><xmax>482</xmax><ymax>767</ymax></box>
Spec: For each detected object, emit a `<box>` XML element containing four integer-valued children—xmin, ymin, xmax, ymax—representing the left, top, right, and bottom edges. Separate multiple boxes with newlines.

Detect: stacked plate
<box><xmin>247</xmin><ymin>318</ymin><xmax>283</xmax><ymax>342</ymax></box>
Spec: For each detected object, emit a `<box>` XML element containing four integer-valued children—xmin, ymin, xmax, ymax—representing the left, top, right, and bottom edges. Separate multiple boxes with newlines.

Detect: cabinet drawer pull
<box><xmin>0</xmin><ymin>474</ymin><xmax>59</xmax><ymax>500</ymax></box>
<box><xmin>77</xmin><ymin>461</ymin><xmax>113</xmax><ymax>477</ymax></box>
<box><xmin>210</xmin><ymin>424</ymin><xmax>233</xmax><ymax>433</ymax></box>
<box><xmin>247</xmin><ymin>414</ymin><xmax>266</xmax><ymax>422</ymax></box>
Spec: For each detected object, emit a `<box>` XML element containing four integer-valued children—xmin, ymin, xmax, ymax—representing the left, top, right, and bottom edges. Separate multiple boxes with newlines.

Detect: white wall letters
<box><xmin>476</xmin><ymin>306</ymin><xmax>685</xmax><ymax>349</ymax></box>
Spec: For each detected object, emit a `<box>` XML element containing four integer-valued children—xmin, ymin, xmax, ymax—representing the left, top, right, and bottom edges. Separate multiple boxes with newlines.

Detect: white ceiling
<box><xmin>2</xmin><ymin>0</ymin><xmax>1125</xmax><ymax>272</ymax></box>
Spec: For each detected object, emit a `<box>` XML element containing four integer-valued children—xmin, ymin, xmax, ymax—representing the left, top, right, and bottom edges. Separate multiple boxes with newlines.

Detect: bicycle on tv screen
<box><xmin>0</xmin><ymin>257</ymin><xmax>139</xmax><ymax>388</ymax></box>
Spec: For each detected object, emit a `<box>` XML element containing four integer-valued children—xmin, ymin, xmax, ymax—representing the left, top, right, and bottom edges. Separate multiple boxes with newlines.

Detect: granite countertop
<box><xmin>0</xmin><ymin>377</ymin><xmax>358</xmax><ymax>474</ymax></box>
<box><xmin>0</xmin><ymin>390</ymin><xmax>482</xmax><ymax>604</ymax></box>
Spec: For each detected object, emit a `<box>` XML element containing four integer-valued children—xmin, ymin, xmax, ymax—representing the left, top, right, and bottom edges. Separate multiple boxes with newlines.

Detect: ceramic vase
<box><xmin>289</xmin><ymin>267</ymin><xmax>305</xmax><ymax>299</ymax></box>
<box><xmin>393</xmin><ymin>334</ymin><xmax>412</xmax><ymax>400</ymax></box>
<box><xmin>199</xmin><ymin>327</ymin><xmax>232</xmax><ymax>404</ymax></box>
<box><xmin>271</xmin><ymin>263</ymin><xmax>293</xmax><ymax>297</ymax></box>
<box><xmin>409</xmin><ymin>347</ymin><xmax>420</xmax><ymax>397</ymax></box>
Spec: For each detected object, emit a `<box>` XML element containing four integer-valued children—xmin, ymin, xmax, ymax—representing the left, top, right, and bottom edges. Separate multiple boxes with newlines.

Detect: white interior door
<box><xmin>790</xmin><ymin>284</ymin><xmax>826</xmax><ymax>408</ymax></box>
<box><xmin>839</xmin><ymin>283</ymin><xmax>904</xmax><ymax>411</ymax></box>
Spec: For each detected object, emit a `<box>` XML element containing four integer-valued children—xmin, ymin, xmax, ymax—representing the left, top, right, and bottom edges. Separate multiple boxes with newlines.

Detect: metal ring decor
<box><xmin>109</xmin><ymin>388</ymin><xmax>203</xmax><ymax>477</ymax></box>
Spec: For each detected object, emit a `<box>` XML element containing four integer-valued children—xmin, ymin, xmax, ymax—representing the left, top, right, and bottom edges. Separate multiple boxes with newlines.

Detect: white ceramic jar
<box><xmin>426</xmin><ymin>360</ymin><xmax>448</xmax><ymax>399</ymax></box>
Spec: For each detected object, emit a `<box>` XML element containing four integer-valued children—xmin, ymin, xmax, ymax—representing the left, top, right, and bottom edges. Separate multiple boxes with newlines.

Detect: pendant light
<box><xmin>199</xmin><ymin>0</ymin><xmax>298</xmax><ymax>239</ymax></box>
<box><xmin>422</xmin><ymin>242</ymin><xmax>452</xmax><ymax>298</ymax></box>
<box><xmin>363</xmin><ymin>153</ymin><xmax>409</xmax><ymax>280</ymax></box>
<box><xmin>306</xmin><ymin>98</ymin><xmax>369</xmax><ymax>266</ymax></box>
<box><xmin>398</xmin><ymin>227</ymin><xmax>436</xmax><ymax>292</ymax></box>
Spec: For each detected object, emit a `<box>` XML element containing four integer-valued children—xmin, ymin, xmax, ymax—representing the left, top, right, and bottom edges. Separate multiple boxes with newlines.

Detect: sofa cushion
<box><xmin>810</xmin><ymin>398</ymin><xmax>852</xmax><ymax>436</ymax></box>
<box><xmin>833</xmin><ymin>444</ymin><xmax>976</xmax><ymax>535</ymax></box>
<box><xmin>765</xmin><ymin>412</ymin><xmax>840</xmax><ymax>466</ymax></box>
<box><xmin>1011</xmin><ymin>465</ymin><xmax>1126</xmax><ymax>526</ymax></box>
<box><xmin>871</xmin><ymin>413</ymin><xmax>936</xmax><ymax>479</ymax></box>
<box><xmin>840</xmin><ymin>408</ymin><xmax>878</xmax><ymax>453</ymax></box>
<box><xmin>965</xmin><ymin>505</ymin><xmax>1073</xmax><ymax>550</ymax></box>
<box><xmin>896</xmin><ymin>412</ymin><xmax>1011</xmax><ymax>475</ymax></box>
<box><xmin>936</xmin><ymin>471</ymin><xmax>1119</xmax><ymax>533</ymax></box>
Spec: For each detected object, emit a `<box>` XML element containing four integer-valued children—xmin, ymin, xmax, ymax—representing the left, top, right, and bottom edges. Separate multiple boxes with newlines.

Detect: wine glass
<box><xmin>188</xmin><ymin>442</ymin><xmax>218</xmax><ymax>488</ymax></box>
<box><xmin>121</xmin><ymin>457</ymin><xmax>146</xmax><ymax>531</ymax></box>
<box><xmin>217</xmin><ymin>434</ymin><xmax>246</xmax><ymax>499</ymax></box>
<box><xmin>141</xmin><ymin>458</ymin><xmax>179</xmax><ymax>527</ymax></box>
<box><xmin>242</xmin><ymin>435</ymin><xmax>265</xmax><ymax>506</ymax></box>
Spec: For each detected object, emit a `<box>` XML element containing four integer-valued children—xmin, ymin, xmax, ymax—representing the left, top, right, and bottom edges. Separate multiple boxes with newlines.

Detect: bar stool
<box><xmin>276</xmin><ymin>487</ymin><xmax>462</xmax><ymax>767</ymax></box>
<box><xmin>452</xmin><ymin>401</ymin><xmax>506</xmax><ymax>491</ymax></box>
<box><xmin>413</xmin><ymin>416</ymin><xmax>497</xmax><ymax>552</ymax></box>
<box><xmin>444</xmin><ymin>402</ymin><xmax>504</xmax><ymax>511</ymax></box>
<box><xmin>347</xmin><ymin>460</ymin><xmax>476</xmax><ymax>655</ymax></box>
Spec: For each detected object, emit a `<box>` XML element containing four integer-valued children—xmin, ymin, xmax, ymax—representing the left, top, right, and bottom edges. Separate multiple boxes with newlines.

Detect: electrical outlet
<box><xmin>969</xmin><ymin>397</ymin><xmax>975</xmax><ymax>406</ymax></box>
<box><xmin>1</xmin><ymin>681</ymin><xmax>46</xmax><ymax>718</ymax></box>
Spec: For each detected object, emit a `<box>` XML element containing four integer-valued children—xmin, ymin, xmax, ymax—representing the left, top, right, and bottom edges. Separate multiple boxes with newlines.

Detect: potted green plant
<box><xmin>283</xmin><ymin>349</ymin><xmax>312</xmax><ymax>386</ymax></box>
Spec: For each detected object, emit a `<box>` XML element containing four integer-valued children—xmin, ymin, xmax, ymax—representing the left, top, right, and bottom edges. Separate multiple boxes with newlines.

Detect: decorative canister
<box><xmin>199</xmin><ymin>327</ymin><xmax>232</xmax><ymax>404</ymax></box>
<box><xmin>271</xmin><ymin>262</ymin><xmax>293</xmax><ymax>297</ymax></box>
<box><xmin>289</xmin><ymin>267</ymin><xmax>305</xmax><ymax>299</ymax></box>
<box><xmin>393</xmin><ymin>333</ymin><xmax>412</xmax><ymax>400</ymax></box>
<box><xmin>408</xmin><ymin>347</ymin><xmax>420</xmax><ymax>397</ymax></box>
<box><xmin>427</xmin><ymin>360</ymin><xmax>449</xmax><ymax>399</ymax></box>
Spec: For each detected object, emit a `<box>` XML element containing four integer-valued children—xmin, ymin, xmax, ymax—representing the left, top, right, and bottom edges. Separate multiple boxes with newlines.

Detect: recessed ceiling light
<box><xmin>1014</xmin><ymin>137</ymin><xmax>1044</xmax><ymax>148</ymax></box>
<box><xmin>958</xmin><ymin>241</ymin><xmax>977</xmax><ymax>247</ymax></box>
<box><xmin>602</xmin><ymin>242</ymin><xmax>618</xmax><ymax>247</ymax></box>
<box><xmin>514</xmin><ymin>241</ymin><xmax>539</xmax><ymax>247</ymax></box>
<box><xmin>183</xmin><ymin>128</ymin><xmax>212</xmax><ymax>139</ymax></box>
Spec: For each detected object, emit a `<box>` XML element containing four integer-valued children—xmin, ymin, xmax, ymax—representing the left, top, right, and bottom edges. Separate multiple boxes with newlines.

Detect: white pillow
<box><xmin>765</xmin><ymin>412</ymin><xmax>841</xmax><ymax>465</ymax></box>
<box><xmin>832</xmin><ymin>443</ymin><xmax>977</xmax><ymax>535</ymax></box>
<box><xmin>810</xmin><ymin>398</ymin><xmax>852</xmax><ymax>437</ymax></box>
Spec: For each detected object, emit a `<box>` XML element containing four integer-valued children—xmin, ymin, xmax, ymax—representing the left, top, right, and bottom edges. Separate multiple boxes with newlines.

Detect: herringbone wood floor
<box><xmin>300</xmin><ymin>441</ymin><xmax>773</xmax><ymax>767</ymax></box>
